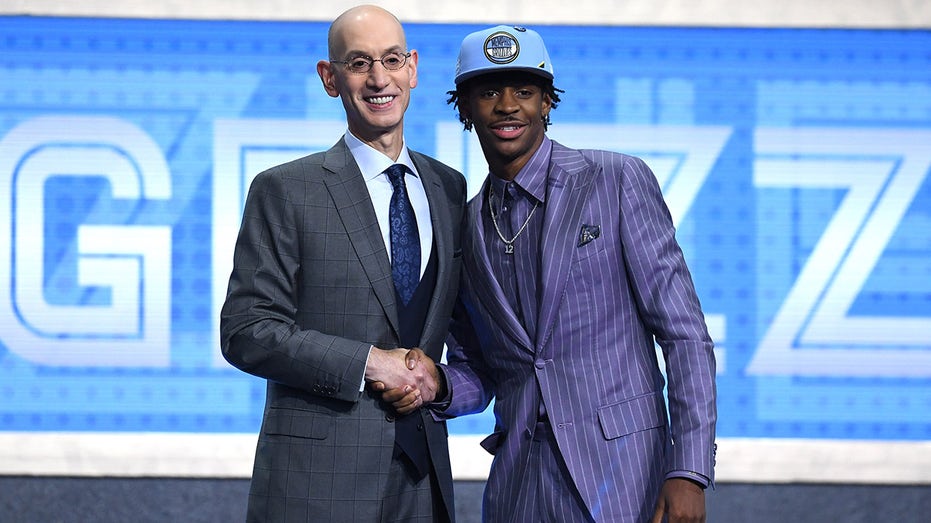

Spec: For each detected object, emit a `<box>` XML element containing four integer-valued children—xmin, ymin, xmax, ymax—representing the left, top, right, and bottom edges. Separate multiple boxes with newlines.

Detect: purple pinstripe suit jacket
<box><xmin>443</xmin><ymin>140</ymin><xmax>717</xmax><ymax>522</ymax></box>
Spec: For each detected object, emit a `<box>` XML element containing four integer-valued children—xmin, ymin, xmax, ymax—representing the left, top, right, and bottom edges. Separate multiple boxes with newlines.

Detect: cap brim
<box><xmin>455</xmin><ymin>66</ymin><xmax>554</xmax><ymax>85</ymax></box>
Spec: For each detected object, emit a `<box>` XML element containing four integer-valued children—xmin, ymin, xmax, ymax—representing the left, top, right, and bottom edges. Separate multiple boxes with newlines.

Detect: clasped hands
<box><xmin>366</xmin><ymin>347</ymin><xmax>441</xmax><ymax>415</ymax></box>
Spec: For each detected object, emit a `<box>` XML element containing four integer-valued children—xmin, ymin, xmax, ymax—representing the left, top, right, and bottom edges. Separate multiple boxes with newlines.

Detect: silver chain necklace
<box><xmin>487</xmin><ymin>184</ymin><xmax>539</xmax><ymax>255</ymax></box>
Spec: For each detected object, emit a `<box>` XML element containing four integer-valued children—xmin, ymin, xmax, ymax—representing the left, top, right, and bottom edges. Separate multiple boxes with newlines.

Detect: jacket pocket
<box><xmin>480</xmin><ymin>430</ymin><xmax>504</xmax><ymax>455</ymax></box>
<box><xmin>597</xmin><ymin>391</ymin><xmax>666</xmax><ymax>440</ymax></box>
<box><xmin>263</xmin><ymin>406</ymin><xmax>330</xmax><ymax>440</ymax></box>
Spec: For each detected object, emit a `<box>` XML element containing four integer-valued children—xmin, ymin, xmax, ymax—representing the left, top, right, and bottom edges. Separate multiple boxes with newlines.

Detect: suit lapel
<box><xmin>411</xmin><ymin>153</ymin><xmax>450</xmax><ymax>349</ymax></box>
<box><xmin>466</xmin><ymin>180</ymin><xmax>534</xmax><ymax>352</ymax></box>
<box><xmin>322</xmin><ymin>140</ymin><xmax>400</xmax><ymax>334</ymax></box>
<box><xmin>537</xmin><ymin>144</ymin><xmax>596</xmax><ymax>350</ymax></box>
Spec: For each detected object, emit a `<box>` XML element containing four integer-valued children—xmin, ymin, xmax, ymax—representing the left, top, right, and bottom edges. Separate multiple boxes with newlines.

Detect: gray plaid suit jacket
<box><xmin>443</xmin><ymin>140</ymin><xmax>717</xmax><ymax>523</ymax></box>
<box><xmin>221</xmin><ymin>137</ymin><xmax>466</xmax><ymax>522</ymax></box>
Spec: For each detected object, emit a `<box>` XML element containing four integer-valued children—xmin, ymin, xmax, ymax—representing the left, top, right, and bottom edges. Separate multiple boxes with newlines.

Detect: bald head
<box><xmin>317</xmin><ymin>4</ymin><xmax>418</xmax><ymax>157</ymax></box>
<box><xmin>328</xmin><ymin>5</ymin><xmax>406</xmax><ymax>60</ymax></box>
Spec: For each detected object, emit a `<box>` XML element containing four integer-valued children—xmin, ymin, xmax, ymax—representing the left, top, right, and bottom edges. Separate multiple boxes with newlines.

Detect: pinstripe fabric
<box><xmin>443</xmin><ymin>139</ymin><xmax>716</xmax><ymax>523</ymax></box>
<box><xmin>503</xmin><ymin>421</ymin><xmax>593</xmax><ymax>523</ymax></box>
<box><xmin>221</xmin><ymin>138</ymin><xmax>466</xmax><ymax>522</ymax></box>
<box><xmin>484</xmin><ymin>177</ymin><xmax>543</xmax><ymax>344</ymax></box>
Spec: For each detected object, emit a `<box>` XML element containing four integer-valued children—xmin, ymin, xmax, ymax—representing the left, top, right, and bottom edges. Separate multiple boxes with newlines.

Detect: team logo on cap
<box><xmin>483</xmin><ymin>31</ymin><xmax>519</xmax><ymax>64</ymax></box>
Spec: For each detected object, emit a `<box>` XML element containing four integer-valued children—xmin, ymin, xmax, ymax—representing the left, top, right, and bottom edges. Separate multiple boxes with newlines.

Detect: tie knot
<box><xmin>385</xmin><ymin>164</ymin><xmax>408</xmax><ymax>190</ymax></box>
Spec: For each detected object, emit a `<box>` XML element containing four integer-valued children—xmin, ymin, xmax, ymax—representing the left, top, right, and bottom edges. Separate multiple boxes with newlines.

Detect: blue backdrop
<box><xmin>1</xmin><ymin>16</ymin><xmax>929</xmax><ymax>441</ymax></box>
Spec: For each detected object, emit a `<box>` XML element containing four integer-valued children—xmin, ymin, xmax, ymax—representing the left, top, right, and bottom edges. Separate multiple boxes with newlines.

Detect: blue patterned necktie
<box><xmin>385</xmin><ymin>164</ymin><xmax>420</xmax><ymax>305</ymax></box>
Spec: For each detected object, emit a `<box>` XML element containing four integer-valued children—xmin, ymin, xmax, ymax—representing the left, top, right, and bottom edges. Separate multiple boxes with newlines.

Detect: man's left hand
<box><xmin>650</xmin><ymin>477</ymin><xmax>705</xmax><ymax>523</ymax></box>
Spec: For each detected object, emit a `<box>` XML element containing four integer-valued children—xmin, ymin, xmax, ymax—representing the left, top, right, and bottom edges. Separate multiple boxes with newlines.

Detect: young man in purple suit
<box><xmin>390</xmin><ymin>25</ymin><xmax>717</xmax><ymax>523</ymax></box>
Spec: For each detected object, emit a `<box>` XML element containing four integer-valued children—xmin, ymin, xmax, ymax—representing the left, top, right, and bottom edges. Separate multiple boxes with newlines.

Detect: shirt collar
<box><xmin>344</xmin><ymin>131</ymin><xmax>419</xmax><ymax>180</ymax></box>
<box><xmin>490</xmin><ymin>136</ymin><xmax>552</xmax><ymax>204</ymax></box>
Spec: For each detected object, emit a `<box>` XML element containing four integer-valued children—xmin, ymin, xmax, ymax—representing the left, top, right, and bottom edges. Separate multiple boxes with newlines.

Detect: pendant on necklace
<box><xmin>505</xmin><ymin>244</ymin><xmax>514</xmax><ymax>255</ymax></box>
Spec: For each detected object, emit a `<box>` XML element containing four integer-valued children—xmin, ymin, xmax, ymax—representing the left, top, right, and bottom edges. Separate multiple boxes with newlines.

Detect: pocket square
<box><xmin>578</xmin><ymin>224</ymin><xmax>601</xmax><ymax>247</ymax></box>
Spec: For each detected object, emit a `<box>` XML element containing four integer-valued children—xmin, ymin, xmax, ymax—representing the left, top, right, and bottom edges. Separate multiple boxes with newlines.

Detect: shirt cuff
<box><xmin>665</xmin><ymin>470</ymin><xmax>710</xmax><ymax>489</ymax></box>
<box><xmin>428</xmin><ymin>365</ymin><xmax>452</xmax><ymax>410</ymax></box>
<box><xmin>360</xmin><ymin>345</ymin><xmax>374</xmax><ymax>392</ymax></box>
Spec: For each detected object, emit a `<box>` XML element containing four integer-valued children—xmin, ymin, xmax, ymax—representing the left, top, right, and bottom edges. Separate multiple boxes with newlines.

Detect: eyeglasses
<box><xmin>330</xmin><ymin>52</ymin><xmax>411</xmax><ymax>74</ymax></box>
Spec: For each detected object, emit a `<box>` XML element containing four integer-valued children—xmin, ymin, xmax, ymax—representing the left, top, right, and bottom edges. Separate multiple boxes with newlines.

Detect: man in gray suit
<box><xmin>391</xmin><ymin>25</ymin><xmax>717</xmax><ymax>522</ymax></box>
<box><xmin>220</xmin><ymin>5</ymin><xmax>465</xmax><ymax>522</ymax></box>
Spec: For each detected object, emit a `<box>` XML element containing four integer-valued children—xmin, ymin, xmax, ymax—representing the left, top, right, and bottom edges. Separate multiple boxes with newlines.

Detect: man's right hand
<box><xmin>369</xmin><ymin>348</ymin><xmax>440</xmax><ymax>415</ymax></box>
<box><xmin>364</xmin><ymin>347</ymin><xmax>416</xmax><ymax>390</ymax></box>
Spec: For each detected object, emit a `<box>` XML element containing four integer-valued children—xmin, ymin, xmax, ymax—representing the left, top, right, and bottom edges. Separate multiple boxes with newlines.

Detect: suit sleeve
<box><xmin>435</xmin><ymin>292</ymin><xmax>497</xmax><ymax>418</ymax></box>
<box><xmin>430</xmin><ymin>197</ymin><xmax>496</xmax><ymax>419</ymax></box>
<box><xmin>617</xmin><ymin>154</ymin><xmax>717</xmax><ymax>484</ymax></box>
<box><xmin>219</xmin><ymin>167</ymin><xmax>370</xmax><ymax>403</ymax></box>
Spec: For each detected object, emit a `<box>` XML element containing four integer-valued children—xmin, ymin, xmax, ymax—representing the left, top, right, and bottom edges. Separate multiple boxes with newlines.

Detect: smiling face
<box><xmin>316</xmin><ymin>6</ymin><xmax>418</xmax><ymax>156</ymax></box>
<box><xmin>461</xmin><ymin>72</ymin><xmax>552</xmax><ymax>180</ymax></box>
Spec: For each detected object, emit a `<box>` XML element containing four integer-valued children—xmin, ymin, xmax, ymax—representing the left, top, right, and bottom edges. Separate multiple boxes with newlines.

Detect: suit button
<box><xmin>534</xmin><ymin>359</ymin><xmax>545</xmax><ymax>369</ymax></box>
<box><xmin>385</xmin><ymin>414</ymin><xmax>395</xmax><ymax>423</ymax></box>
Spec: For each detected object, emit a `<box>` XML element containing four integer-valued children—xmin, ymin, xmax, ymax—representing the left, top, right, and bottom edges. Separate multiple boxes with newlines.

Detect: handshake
<box><xmin>365</xmin><ymin>347</ymin><xmax>444</xmax><ymax>415</ymax></box>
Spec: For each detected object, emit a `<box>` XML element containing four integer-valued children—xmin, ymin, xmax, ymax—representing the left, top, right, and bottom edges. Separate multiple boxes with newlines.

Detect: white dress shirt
<box><xmin>344</xmin><ymin>131</ymin><xmax>433</xmax><ymax>278</ymax></box>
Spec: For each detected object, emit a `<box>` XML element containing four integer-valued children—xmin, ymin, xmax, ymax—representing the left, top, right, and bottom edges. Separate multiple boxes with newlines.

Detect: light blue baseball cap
<box><xmin>454</xmin><ymin>25</ymin><xmax>554</xmax><ymax>85</ymax></box>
